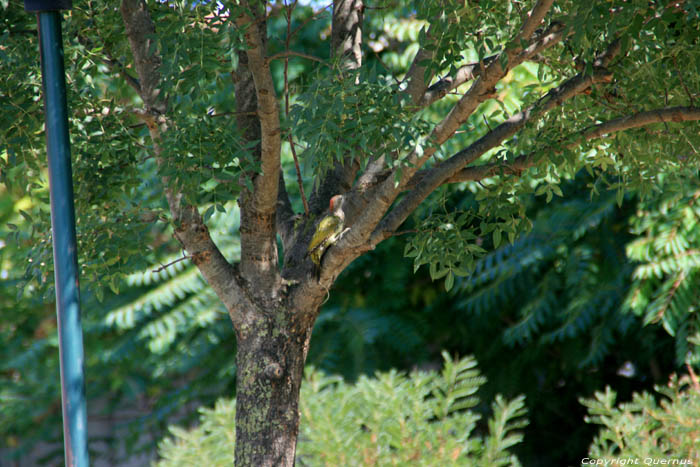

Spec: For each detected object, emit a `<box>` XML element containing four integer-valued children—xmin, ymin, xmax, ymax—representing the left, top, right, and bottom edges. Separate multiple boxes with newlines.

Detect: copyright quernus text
<box><xmin>581</xmin><ymin>458</ymin><xmax>694</xmax><ymax>466</ymax></box>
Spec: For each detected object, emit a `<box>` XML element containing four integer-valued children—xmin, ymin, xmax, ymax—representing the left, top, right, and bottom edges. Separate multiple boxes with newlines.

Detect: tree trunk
<box><xmin>233</xmin><ymin>302</ymin><xmax>315</xmax><ymax>466</ymax></box>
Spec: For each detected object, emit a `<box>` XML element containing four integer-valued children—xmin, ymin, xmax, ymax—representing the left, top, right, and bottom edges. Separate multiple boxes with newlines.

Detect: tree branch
<box><xmin>330</xmin><ymin>0</ymin><xmax>560</xmax><ymax>256</ymax></box>
<box><xmin>234</xmin><ymin>2</ymin><xmax>283</xmax><ymax>290</ymax></box>
<box><xmin>403</xmin><ymin>26</ymin><xmax>434</xmax><ymax>105</ymax></box>
<box><xmin>277</xmin><ymin>172</ymin><xmax>297</xmax><ymax>253</ymax></box>
<box><xmin>583</xmin><ymin>106</ymin><xmax>700</xmax><ymax>140</ymax></box>
<box><xmin>514</xmin><ymin>0</ymin><xmax>556</xmax><ymax>45</ymax></box>
<box><xmin>76</xmin><ymin>32</ymin><xmax>142</xmax><ymax>95</ymax></box>
<box><xmin>121</xmin><ymin>0</ymin><xmax>245</xmax><ymax>321</ymax></box>
<box><xmin>120</xmin><ymin>0</ymin><xmax>165</xmax><ymax>114</ymax></box>
<box><xmin>410</xmin><ymin>106</ymin><xmax>700</xmax><ymax>218</ymax></box>
<box><xmin>426</xmin><ymin>0</ymin><xmax>556</xmax><ymax>152</ymax></box>
<box><xmin>418</xmin><ymin>21</ymin><xmax>567</xmax><ymax>108</ymax></box>
<box><xmin>370</xmin><ymin>65</ymin><xmax>616</xmax><ymax>245</ymax></box>
<box><xmin>237</xmin><ymin>2</ymin><xmax>282</xmax><ymax>215</ymax></box>
<box><xmin>267</xmin><ymin>50</ymin><xmax>327</xmax><ymax>65</ymax></box>
<box><xmin>331</xmin><ymin>0</ymin><xmax>363</xmax><ymax>70</ymax></box>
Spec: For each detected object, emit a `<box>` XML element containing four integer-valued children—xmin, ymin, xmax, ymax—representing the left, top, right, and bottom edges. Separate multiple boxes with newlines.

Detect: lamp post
<box><xmin>24</xmin><ymin>1</ymin><xmax>90</xmax><ymax>465</ymax></box>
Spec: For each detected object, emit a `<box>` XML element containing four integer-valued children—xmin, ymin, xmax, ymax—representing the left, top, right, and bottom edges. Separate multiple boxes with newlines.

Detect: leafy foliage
<box><xmin>582</xmin><ymin>373</ymin><xmax>700</xmax><ymax>460</ymax></box>
<box><xmin>624</xmin><ymin>184</ymin><xmax>700</xmax><ymax>366</ymax></box>
<box><xmin>156</xmin><ymin>353</ymin><xmax>527</xmax><ymax>467</ymax></box>
<box><xmin>290</xmin><ymin>69</ymin><xmax>431</xmax><ymax>183</ymax></box>
<box><xmin>455</xmin><ymin>176</ymin><xmax>635</xmax><ymax>366</ymax></box>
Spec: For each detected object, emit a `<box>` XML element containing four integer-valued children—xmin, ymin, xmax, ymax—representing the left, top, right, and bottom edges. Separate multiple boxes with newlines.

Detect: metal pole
<box><xmin>25</xmin><ymin>1</ymin><xmax>90</xmax><ymax>465</ymax></box>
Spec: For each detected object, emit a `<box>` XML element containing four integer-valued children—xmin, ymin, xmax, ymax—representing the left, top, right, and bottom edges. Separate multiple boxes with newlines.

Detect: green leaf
<box><xmin>493</xmin><ymin>228</ymin><xmax>502</xmax><ymax>248</ymax></box>
<box><xmin>19</xmin><ymin>209</ymin><xmax>33</xmax><ymax>222</ymax></box>
<box><xmin>203</xmin><ymin>205</ymin><xmax>215</xmax><ymax>222</ymax></box>
<box><xmin>109</xmin><ymin>274</ymin><xmax>120</xmax><ymax>294</ymax></box>
<box><xmin>445</xmin><ymin>271</ymin><xmax>454</xmax><ymax>291</ymax></box>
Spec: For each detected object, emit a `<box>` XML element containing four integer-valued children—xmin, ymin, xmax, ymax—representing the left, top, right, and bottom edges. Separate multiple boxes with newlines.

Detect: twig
<box><xmin>75</xmin><ymin>3</ymin><xmax>142</xmax><ymax>95</ymax></box>
<box><xmin>128</xmin><ymin>110</ymin><xmax>257</xmax><ymax>129</ymax></box>
<box><xmin>283</xmin><ymin>0</ymin><xmax>310</xmax><ymax>216</ymax></box>
<box><xmin>482</xmin><ymin>114</ymin><xmax>493</xmax><ymax>132</ymax></box>
<box><xmin>289</xmin><ymin>2</ymin><xmax>333</xmax><ymax>41</ymax></box>
<box><xmin>288</xmin><ymin>138</ymin><xmax>309</xmax><ymax>216</ymax></box>
<box><xmin>391</xmin><ymin>229</ymin><xmax>421</xmax><ymax>236</ymax></box>
<box><xmin>8</xmin><ymin>29</ymin><xmax>37</xmax><ymax>35</ymax></box>
<box><xmin>673</xmin><ymin>55</ymin><xmax>695</xmax><ymax>107</ymax></box>
<box><xmin>209</xmin><ymin>111</ymin><xmax>259</xmax><ymax>118</ymax></box>
<box><xmin>371</xmin><ymin>48</ymin><xmax>401</xmax><ymax>86</ymax></box>
<box><xmin>152</xmin><ymin>254</ymin><xmax>192</xmax><ymax>273</ymax></box>
<box><xmin>267</xmin><ymin>50</ymin><xmax>327</xmax><ymax>66</ymax></box>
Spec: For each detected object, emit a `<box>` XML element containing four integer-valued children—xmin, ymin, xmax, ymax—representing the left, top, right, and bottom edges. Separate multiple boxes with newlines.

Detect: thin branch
<box><xmin>425</xmin><ymin>105</ymin><xmax>700</xmax><ymax>185</ymax></box>
<box><xmin>371</xmin><ymin>47</ymin><xmax>401</xmax><ymax>87</ymax></box>
<box><xmin>276</xmin><ymin>172</ymin><xmax>297</xmax><ymax>252</ymax></box>
<box><xmin>305</xmin><ymin>0</ymin><xmax>364</xmax><ymax>217</ymax></box>
<box><xmin>98</xmin><ymin>53</ymin><xmax>142</xmax><ymax>94</ymax></box>
<box><xmin>514</xmin><ymin>0</ymin><xmax>556</xmax><ymax>45</ymax></box>
<box><xmin>102</xmin><ymin>53</ymin><xmax>142</xmax><ymax>95</ymax></box>
<box><xmin>425</xmin><ymin>0</ymin><xmax>560</xmax><ymax>157</ymax></box>
<box><xmin>283</xmin><ymin>0</ymin><xmax>309</xmax><ymax>217</ymax></box>
<box><xmin>76</xmin><ymin>31</ymin><xmax>142</xmax><ymax>95</ymax></box>
<box><xmin>268</xmin><ymin>50</ymin><xmax>327</xmax><ymax>65</ymax></box>
<box><xmin>289</xmin><ymin>2</ymin><xmax>333</xmax><ymax>41</ymax></box>
<box><xmin>410</xmin><ymin>19</ymin><xmax>566</xmax><ymax>109</ymax></box>
<box><xmin>210</xmin><ymin>110</ymin><xmax>259</xmax><ymax>118</ymax></box>
<box><xmin>288</xmin><ymin>137</ymin><xmax>310</xmax><ymax>216</ymax></box>
<box><xmin>583</xmin><ymin>106</ymin><xmax>700</xmax><ymax>140</ymax></box>
<box><xmin>152</xmin><ymin>254</ymin><xmax>192</xmax><ymax>273</ymax></box>
<box><xmin>8</xmin><ymin>29</ymin><xmax>37</xmax><ymax>34</ymax></box>
<box><xmin>674</xmin><ymin>56</ymin><xmax>694</xmax><ymax>107</ymax></box>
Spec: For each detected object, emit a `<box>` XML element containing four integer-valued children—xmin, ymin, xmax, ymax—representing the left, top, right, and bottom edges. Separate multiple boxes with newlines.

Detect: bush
<box><xmin>156</xmin><ymin>352</ymin><xmax>527</xmax><ymax>466</ymax></box>
<box><xmin>582</xmin><ymin>373</ymin><xmax>700</xmax><ymax>461</ymax></box>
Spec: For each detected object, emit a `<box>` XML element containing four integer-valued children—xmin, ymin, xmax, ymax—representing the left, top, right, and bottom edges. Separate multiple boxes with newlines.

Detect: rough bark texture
<box><xmin>115</xmin><ymin>0</ymin><xmax>700</xmax><ymax>465</ymax></box>
<box><xmin>233</xmin><ymin>301</ymin><xmax>312</xmax><ymax>466</ymax></box>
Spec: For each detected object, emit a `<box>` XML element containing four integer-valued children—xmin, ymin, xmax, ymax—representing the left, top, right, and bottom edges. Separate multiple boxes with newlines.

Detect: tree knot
<box><xmin>264</xmin><ymin>362</ymin><xmax>283</xmax><ymax>380</ymax></box>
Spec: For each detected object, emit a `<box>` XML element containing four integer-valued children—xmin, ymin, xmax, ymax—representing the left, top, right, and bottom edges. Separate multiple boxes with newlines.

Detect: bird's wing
<box><xmin>308</xmin><ymin>215</ymin><xmax>342</xmax><ymax>253</ymax></box>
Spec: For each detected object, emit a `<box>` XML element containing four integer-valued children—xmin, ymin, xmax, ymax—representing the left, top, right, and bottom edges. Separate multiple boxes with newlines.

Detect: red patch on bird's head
<box><xmin>329</xmin><ymin>195</ymin><xmax>341</xmax><ymax>211</ymax></box>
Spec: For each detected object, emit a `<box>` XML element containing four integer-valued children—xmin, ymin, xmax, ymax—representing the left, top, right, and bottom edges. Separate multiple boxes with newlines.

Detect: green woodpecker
<box><xmin>308</xmin><ymin>194</ymin><xmax>346</xmax><ymax>267</ymax></box>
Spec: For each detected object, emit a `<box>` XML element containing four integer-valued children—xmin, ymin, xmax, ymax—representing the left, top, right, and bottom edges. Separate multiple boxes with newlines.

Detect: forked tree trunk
<box><xmin>120</xmin><ymin>1</ymin><xmax>365</xmax><ymax>465</ymax></box>
<box><xmin>233</xmin><ymin>303</ymin><xmax>316</xmax><ymax>466</ymax></box>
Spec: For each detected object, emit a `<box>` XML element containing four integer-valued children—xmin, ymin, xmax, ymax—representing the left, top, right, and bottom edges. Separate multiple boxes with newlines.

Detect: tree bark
<box><xmin>233</xmin><ymin>301</ymin><xmax>313</xmax><ymax>466</ymax></box>
<box><xmin>229</xmin><ymin>3</ymin><xmax>328</xmax><ymax>464</ymax></box>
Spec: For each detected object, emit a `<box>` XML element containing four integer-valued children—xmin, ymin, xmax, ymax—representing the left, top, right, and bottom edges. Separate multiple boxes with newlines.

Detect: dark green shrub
<box><xmin>156</xmin><ymin>353</ymin><xmax>527</xmax><ymax>466</ymax></box>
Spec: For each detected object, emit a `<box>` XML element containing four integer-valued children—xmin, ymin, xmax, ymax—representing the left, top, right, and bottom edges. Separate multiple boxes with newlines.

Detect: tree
<box><xmin>2</xmin><ymin>0</ymin><xmax>700</xmax><ymax>465</ymax></box>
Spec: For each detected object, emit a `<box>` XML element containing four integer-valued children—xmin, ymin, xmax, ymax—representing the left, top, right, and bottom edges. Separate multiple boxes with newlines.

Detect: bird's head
<box><xmin>329</xmin><ymin>194</ymin><xmax>345</xmax><ymax>218</ymax></box>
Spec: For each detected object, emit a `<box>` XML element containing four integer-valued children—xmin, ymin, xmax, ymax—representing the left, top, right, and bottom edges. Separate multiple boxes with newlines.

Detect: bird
<box><xmin>308</xmin><ymin>194</ymin><xmax>346</xmax><ymax>268</ymax></box>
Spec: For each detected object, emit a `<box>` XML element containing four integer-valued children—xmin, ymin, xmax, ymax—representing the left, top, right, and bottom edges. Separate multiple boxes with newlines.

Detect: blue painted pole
<box><xmin>25</xmin><ymin>1</ymin><xmax>90</xmax><ymax>465</ymax></box>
